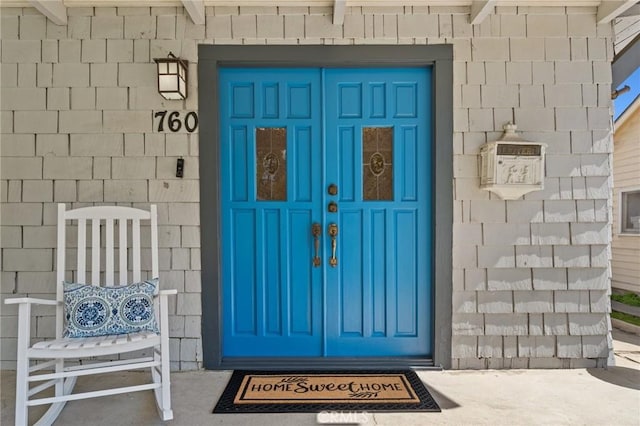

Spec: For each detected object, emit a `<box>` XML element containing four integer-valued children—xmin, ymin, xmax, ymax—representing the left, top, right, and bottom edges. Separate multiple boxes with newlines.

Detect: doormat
<box><xmin>213</xmin><ymin>370</ymin><xmax>440</xmax><ymax>413</ymax></box>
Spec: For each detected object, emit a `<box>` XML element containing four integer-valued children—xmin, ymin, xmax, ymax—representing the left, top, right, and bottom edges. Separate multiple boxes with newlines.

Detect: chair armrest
<box><xmin>158</xmin><ymin>289</ymin><xmax>178</xmax><ymax>296</ymax></box>
<box><xmin>5</xmin><ymin>297</ymin><xmax>60</xmax><ymax>306</ymax></box>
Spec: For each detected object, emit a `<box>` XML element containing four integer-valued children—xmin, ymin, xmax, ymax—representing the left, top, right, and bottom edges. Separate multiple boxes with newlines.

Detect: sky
<box><xmin>614</xmin><ymin>66</ymin><xmax>640</xmax><ymax>121</ymax></box>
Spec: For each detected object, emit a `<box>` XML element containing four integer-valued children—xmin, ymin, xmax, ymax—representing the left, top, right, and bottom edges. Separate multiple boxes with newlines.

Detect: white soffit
<box><xmin>597</xmin><ymin>0</ymin><xmax>637</xmax><ymax>24</ymax></box>
<box><xmin>614</xmin><ymin>6</ymin><xmax>640</xmax><ymax>54</ymax></box>
<box><xmin>1</xmin><ymin>1</ymin><xmax>637</xmax><ymax>26</ymax></box>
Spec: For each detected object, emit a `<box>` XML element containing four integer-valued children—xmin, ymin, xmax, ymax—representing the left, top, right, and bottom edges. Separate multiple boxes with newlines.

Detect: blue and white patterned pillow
<box><xmin>63</xmin><ymin>279</ymin><xmax>159</xmax><ymax>338</ymax></box>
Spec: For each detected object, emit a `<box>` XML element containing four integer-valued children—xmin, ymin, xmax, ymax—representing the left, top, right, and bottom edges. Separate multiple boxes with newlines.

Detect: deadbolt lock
<box><xmin>328</xmin><ymin>202</ymin><xmax>338</xmax><ymax>213</ymax></box>
<box><xmin>328</xmin><ymin>184</ymin><xmax>338</xmax><ymax>196</ymax></box>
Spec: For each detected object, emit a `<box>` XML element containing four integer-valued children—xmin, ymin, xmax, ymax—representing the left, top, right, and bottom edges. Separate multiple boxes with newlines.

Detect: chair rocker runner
<box><xmin>5</xmin><ymin>204</ymin><xmax>177</xmax><ymax>425</ymax></box>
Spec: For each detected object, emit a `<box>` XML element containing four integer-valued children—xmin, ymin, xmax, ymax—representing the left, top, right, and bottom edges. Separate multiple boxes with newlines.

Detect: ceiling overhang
<box><xmin>613</xmin><ymin>33</ymin><xmax>640</xmax><ymax>87</ymax></box>
<box><xmin>3</xmin><ymin>1</ymin><xmax>638</xmax><ymax>27</ymax></box>
<box><xmin>596</xmin><ymin>0</ymin><xmax>637</xmax><ymax>24</ymax></box>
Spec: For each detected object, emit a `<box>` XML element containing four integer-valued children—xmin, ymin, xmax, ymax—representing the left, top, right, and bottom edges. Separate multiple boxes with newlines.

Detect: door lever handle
<box><xmin>312</xmin><ymin>223</ymin><xmax>321</xmax><ymax>267</ymax></box>
<box><xmin>328</xmin><ymin>223</ymin><xmax>338</xmax><ymax>267</ymax></box>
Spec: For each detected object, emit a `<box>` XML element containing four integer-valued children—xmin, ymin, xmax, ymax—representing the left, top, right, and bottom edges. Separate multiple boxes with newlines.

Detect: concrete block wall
<box><xmin>0</xmin><ymin>5</ymin><xmax>613</xmax><ymax>370</ymax></box>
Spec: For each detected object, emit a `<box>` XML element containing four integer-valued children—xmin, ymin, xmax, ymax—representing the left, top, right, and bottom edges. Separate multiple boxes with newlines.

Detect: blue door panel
<box><xmin>231</xmin><ymin>209</ymin><xmax>256</xmax><ymax>335</ymax></box>
<box><xmin>231</xmin><ymin>126</ymin><xmax>249</xmax><ymax>201</ymax></box>
<box><xmin>288</xmin><ymin>209</ymin><xmax>314</xmax><ymax>335</ymax></box>
<box><xmin>288</xmin><ymin>83</ymin><xmax>313</xmax><ymax>118</ymax></box>
<box><xmin>261</xmin><ymin>82</ymin><xmax>279</xmax><ymax>118</ymax></box>
<box><xmin>220</xmin><ymin>68</ymin><xmax>322</xmax><ymax>357</ymax></box>
<box><xmin>392</xmin><ymin>82</ymin><xmax>418</xmax><ymax>118</ymax></box>
<box><xmin>339</xmin><ymin>209</ymin><xmax>364</xmax><ymax>336</ymax></box>
<box><xmin>324</xmin><ymin>68</ymin><xmax>432</xmax><ymax>357</ymax></box>
<box><xmin>220</xmin><ymin>67</ymin><xmax>432</xmax><ymax>358</ymax></box>
<box><xmin>293</xmin><ymin>126</ymin><xmax>313</xmax><ymax>202</ymax></box>
<box><xmin>263</xmin><ymin>208</ymin><xmax>281</xmax><ymax>335</ymax></box>
<box><xmin>338</xmin><ymin>126</ymin><xmax>356</xmax><ymax>202</ymax></box>
<box><xmin>370</xmin><ymin>209</ymin><xmax>387</xmax><ymax>337</ymax></box>
<box><xmin>394</xmin><ymin>209</ymin><xmax>418</xmax><ymax>336</ymax></box>
<box><xmin>230</xmin><ymin>83</ymin><xmax>254</xmax><ymax>118</ymax></box>
<box><xmin>400</xmin><ymin>126</ymin><xmax>418</xmax><ymax>201</ymax></box>
<box><xmin>369</xmin><ymin>83</ymin><xmax>386</xmax><ymax>118</ymax></box>
<box><xmin>338</xmin><ymin>83</ymin><xmax>363</xmax><ymax>118</ymax></box>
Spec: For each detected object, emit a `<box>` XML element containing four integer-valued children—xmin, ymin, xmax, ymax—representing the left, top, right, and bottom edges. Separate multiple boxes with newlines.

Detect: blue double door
<box><xmin>219</xmin><ymin>67</ymin><xmax>433</xmax><ymax>358</ymax></box>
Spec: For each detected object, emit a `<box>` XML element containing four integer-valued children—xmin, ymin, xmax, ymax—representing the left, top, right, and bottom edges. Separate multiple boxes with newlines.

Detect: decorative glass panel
<box><xmin>363</xmin><ymin>127</ymin><xmax>393</xmax><ymax>201</ymax></box>
<box><xmin>256</xmin><ymin>127</ymin><xmax>287</xmax><ymax>201</ymax></box>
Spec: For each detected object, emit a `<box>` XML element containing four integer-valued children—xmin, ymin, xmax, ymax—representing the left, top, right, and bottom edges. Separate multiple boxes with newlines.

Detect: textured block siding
<box><xmin>0</xmin><ymin>5</ymin><xmax>613</xmax><ymax>370</ymax></box>
<box><xmin>450</xmin><ymin>4</ymin><xmax>613</xmax><ymax>368</ymax></box>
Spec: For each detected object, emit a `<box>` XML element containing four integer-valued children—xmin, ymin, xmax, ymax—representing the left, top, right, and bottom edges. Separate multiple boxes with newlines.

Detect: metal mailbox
<box><xmin>480</xmin><ymin>123</ymin><xmax>547</xmax><ymax>200</ymax></box>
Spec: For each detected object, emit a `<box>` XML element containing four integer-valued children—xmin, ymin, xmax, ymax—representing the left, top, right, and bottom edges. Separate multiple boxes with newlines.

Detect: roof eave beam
<box><xmin>182</xmin><ymin>0</ymin><xmax>205</xmax><ymax>25</ymax></box>
<box><xmin>333</xmin><ymin>0</ymin><xmax>346</xmax><ymax>26</ymax></box>
<box><xmin>28</xmin><ymin>0</ymin><xmax>66</xmax><ymax>25</ymax></box>
<box><xmin>597</xmin><ymin>0</ymin><xmax>637</xmax><ymax>24</ymax></box>
<box><xmin>469</xmin><ymin>0</ymin><xmax>497</xmax><ymax>25</ymax></box>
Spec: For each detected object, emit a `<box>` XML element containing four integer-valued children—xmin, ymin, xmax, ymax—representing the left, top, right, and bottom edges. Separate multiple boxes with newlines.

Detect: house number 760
<box><xmin>154</xmin><ymin>111</ymin><xmax>198</xmax><ymax>133</ymax></box>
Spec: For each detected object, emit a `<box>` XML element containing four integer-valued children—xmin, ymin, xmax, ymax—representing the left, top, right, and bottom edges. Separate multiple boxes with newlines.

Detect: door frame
<box><xmin>198</xmin><ymin>45</ymin><xmax>453</xmax><ymax>370</ymax></box>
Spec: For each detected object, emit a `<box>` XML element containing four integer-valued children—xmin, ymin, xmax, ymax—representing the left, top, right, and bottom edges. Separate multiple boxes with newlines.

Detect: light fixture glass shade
<box><xmin>154</xmin><ymin>53</ymin><xmax>188</xmax><ymax>100</ymax></box>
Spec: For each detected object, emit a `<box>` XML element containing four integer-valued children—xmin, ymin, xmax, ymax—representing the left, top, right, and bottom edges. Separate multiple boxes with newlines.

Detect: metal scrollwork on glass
<box><xmin>263</xmin><ymin>152</ymin><xmax>280</xmax><ymax>176</ymax></box>
<box><xmin>369</xmin><ymin>152</ymin><xmax>385</xmax><ymax>176</ymax></box>
<box><xmin>256</xmin><ymin>127</ymin><xmax>287</xmax><ymax>201</ymax></box>
<box><xmin>363</xmin><ymin>127</ymin><xmax>393</xmax><ymax>201</ymax></box>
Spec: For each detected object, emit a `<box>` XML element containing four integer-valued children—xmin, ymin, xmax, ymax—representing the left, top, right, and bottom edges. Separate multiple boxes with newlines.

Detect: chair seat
<box><xmin>29</xmin><ymin>331</ymin><xmax>160</xmax><ymax>358</ymax></box>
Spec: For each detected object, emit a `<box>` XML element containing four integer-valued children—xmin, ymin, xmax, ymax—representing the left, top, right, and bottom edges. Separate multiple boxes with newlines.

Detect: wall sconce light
<box><xmin>154</xmin><ymin>52</ymin><xmax>188</xmax><ymax>100</ymax></box>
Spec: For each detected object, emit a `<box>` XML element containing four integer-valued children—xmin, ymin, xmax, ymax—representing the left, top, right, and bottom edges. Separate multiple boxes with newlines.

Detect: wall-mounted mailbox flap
<box><xmin>480</xmin><ymin>123</ymin><xmax>547</xmax><ymax>200</ymax></box>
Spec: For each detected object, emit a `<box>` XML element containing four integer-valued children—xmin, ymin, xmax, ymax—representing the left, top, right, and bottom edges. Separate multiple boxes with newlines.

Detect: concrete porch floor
<box><xmin>2</xmin><ymin>329</ymin><xmax>639</xmax><ymax>426</ymax></box>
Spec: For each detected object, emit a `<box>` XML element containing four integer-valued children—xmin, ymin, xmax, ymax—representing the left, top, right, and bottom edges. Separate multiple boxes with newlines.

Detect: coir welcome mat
<box><xmin>213</xmin><ymin>370</ymin><xmax>440</xmax><ymax>413</ymax></box>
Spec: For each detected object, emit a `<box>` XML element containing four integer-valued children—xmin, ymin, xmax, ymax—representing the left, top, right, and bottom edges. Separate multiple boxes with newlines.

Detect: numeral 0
<box><xmin>154</xmin><ymin>111</ymin><xmax>198</xmax><ymax>133</ymax></box>
<box><xmin>184</xmin><ymin>111</ymin><xmax>198</xmax><ymax>132</ymax></box>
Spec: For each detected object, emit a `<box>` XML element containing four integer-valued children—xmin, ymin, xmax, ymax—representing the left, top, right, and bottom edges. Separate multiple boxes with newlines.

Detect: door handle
<box><xmin>328</xmin><ymin>223</ymin><xmax>338</xmax><ymax>267</ymax></box>
<box><xmin>312</xmin><ymin>223</ymin><xmax>321</xmax><ymax>267</ymax></box>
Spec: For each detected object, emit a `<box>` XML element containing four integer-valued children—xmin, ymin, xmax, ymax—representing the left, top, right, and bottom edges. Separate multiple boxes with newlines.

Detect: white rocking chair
<box><xmin>5</xmin><ymin>204</ymin><xmax>176</xmax><ymax>425</ymax></box>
